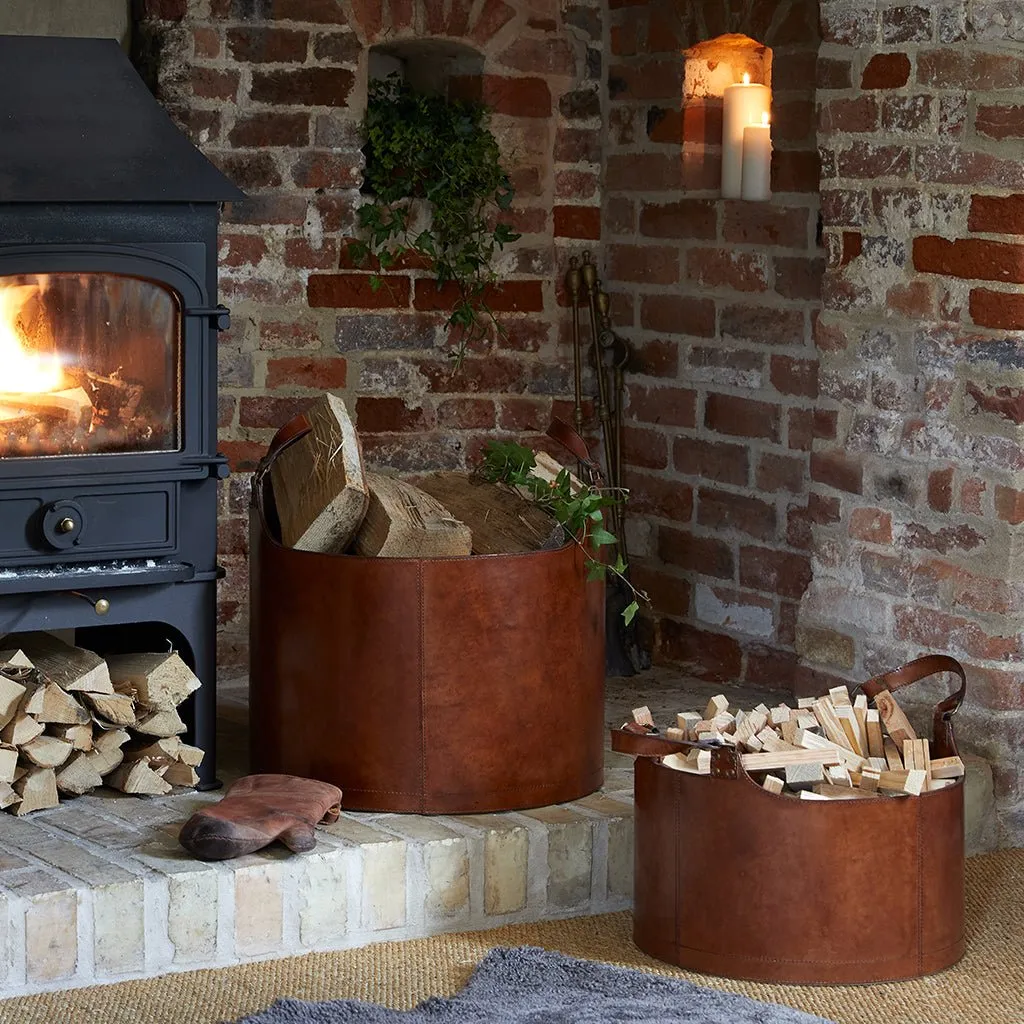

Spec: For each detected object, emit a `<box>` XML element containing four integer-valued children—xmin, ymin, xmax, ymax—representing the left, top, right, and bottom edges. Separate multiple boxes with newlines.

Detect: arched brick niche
<box><xmin>131</xmin><ymin>0</ymin><xmax>605</xmax><ymax>670</ymax></box>
<box><xmin>604</xmin><ymin>0</ymin><xmax>824</xmax><ymax>685</ymax></box>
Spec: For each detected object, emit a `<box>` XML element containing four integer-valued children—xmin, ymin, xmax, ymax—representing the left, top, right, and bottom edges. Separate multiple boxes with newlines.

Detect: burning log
<box><xmin>0</xmin><ymin>386</ymin><xmax>93</xmax><ymax>429</ymax></box>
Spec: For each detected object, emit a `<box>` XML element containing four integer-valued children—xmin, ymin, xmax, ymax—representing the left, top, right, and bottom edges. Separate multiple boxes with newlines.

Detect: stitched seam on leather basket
<box><xmin>418</xmin><ymin>560</ymin><xmax>426</xmax><ymax>816</ymax></box>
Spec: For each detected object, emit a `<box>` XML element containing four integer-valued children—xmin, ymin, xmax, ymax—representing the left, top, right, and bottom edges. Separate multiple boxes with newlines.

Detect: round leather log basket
<box><xmin>249</xmin><ymin>470</ymin><xmax>606</xmax><ymax>814</ymax></box>
<box><xmin>616</xmin><ymin>656</ymin><xmax>967</xmax><ymax>985</ymax></box>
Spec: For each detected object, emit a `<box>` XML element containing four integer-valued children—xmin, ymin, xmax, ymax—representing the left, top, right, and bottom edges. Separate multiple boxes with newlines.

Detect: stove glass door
<box><xmin>0</xmin><ymin>273</ymin><xmax>180</xmax><ymax>458</ymax></box>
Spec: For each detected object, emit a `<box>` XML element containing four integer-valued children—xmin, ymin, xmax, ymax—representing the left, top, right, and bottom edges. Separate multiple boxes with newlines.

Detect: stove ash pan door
<box><xmin>0</xmin><ymin>246</ymin><xmax>217</xmax><ymax>566</ymax></box>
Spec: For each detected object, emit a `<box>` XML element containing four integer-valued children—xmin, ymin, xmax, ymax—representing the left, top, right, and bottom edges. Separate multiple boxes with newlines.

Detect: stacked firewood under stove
<box><xmin>269</xmin><ymin>392</ymin><xmax>575</xmax><ymax>558</ymax></box>
<box><xmin>0</xmin><ymin>367</ymin><xmax>167</xmax><ymax>456</ymax></box>
<box><xmin>626</xmin><ymin>684</ymin><xmax>964</xmax><ymax>799</ymax></box>
<box><xmin>0</xmin><ymin>633</ymin><xmax>204</xmax><ymax>814</ymax></box>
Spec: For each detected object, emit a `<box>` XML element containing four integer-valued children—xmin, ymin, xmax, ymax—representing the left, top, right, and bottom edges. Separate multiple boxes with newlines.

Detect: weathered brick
<box><xmin>861</xmin><ymin>52</ymin><xmax>911</xmax><ymax>89</ymax></box>
<box><xmin>739</xmin><ymin>547</ymin><xmax>812</xmax><ymax>599</ymax></box>
<box><xmin>435</xmin><ymin>399</ymin><xmax>496</xmax><ymax>430</ymax></box>
<box><xmin>605</xmin><ymin>153</ymin><xmax>682</xmax><ymax>191</ymax></box>
<box><xmin>705</xmin><ymin>394</ymin><xmax>781</xmax><ymax>443</ymax></box>
<box><xmin>927</xmin><ymin>467</ymin><xmax>954</xmax><ymax>512</ymax></box>
<box><xmin>756</xmin><ymin>453</ymin><xmax>804</xmax><ymax>493</ymax></box>
<box><xmin>770</xmin><ymin>355</ymin><xmax>818</xmax><ymax>398</ymax></box>
<box><xmin>482</xmin><ymin>76</ymin><xmax>552</xmax><ymax>117</ymax></box>
<box><xmin>995</xmin><ymin>485</ymin><xmax>1024</xmax><ymax>525</ymax></box>
<box><xmin>970</xmin><ymin>288</ymin><xmax>1024</xmax><ymax>329</ymax></box>
<box><xmin>657</xmin><ymin>621</ymin><xmax>742</xmax><ymax>683</ymax></box>
<box><xmin>308</xmin><ymin>274</ymin><xmax>411</xmax><ymax>309</ymax></box>
<box><xmin>849</xmin><ymin>507</ymin><xmax>893</xmax><ymax>544</ymax></box>
<box><xmin>639</xmin><ymin>200</ymin><xmax>717</xmax><ymax>240</ymax></box>
<box><xmin>900</xmin><ymin>522</ymin><xmax>985</xmax><ymax>553</ymax></box>
<box><xmin>882</xmin><ymin>5</ymin><xmax>933</xmax><ymax>43</ymax></box>
<box><xmin>413</xmin><ymin>280</ymin><xmax>543</xmax><ymax>313</ymax></box>
<box><xmin>272</xmin><ymin>0</ymin><xmax>350</xmax><ymax>22</ymax></box>
<box><xmin>810</xmin><ymin>450</ymin><xmax>863</xmax><ymax>494</ymax></box>
<box><xmin>627</xmin><ymin>385</ymin><xmax>696</xmax><ymax>428</ymax></box>
<box><xmin>250</xmin><ymin>67</ymin><xmax>354</xmax><ymax>106</ymax></box>
<box><xmin>820</xmin><ymin>96</ymin><xmax>879</xmax><ymax>134</ymax></box>
<box><xmin>697</xmin><ymin>488</ymin><xmax>777</xmax><ymax>541</ymax></box>
<box><xmin>969</xmin><ymin>194</ymin><xmax>1024</xmax><ymax>235</ymax></box>
<box><xmin>355</xmin><ymin>397</ymin><xmax>433</xmax><ymax>433</ymax></box>
<box><xmin>622</xmin><ymin>425</ymin><xmax>669</xmax><ymax>469</ymax></box>
<box><xmin>686</xmin><ymin>249</ymin><xmax>768</xmax><ymax>292</ymax></box>
<box><xmin>965</xmin><ymin>381</ymin><xmax>1024</xmax><ymax>425</ymax></box>
<box><xmin>658</xmin><ymin>528</ymin><xmax>734</xmax><ymax>580</ymax></box>
<box><xmin>673</xmin><ymin>438</ymin><xmax>749</xmax><ymax>487</ymax></box>
<box><xmin>266</xmin><ymin>356</ymin><xmax>347</xmax><ymax>389</ymax></box>
<box><xmin>553</xmin><ymin>205</ymin><xmax>601</xmax><ymax>239</ymax></box>
<box><xmin>774</xmin><ymin>257</ymin><xmax>824</xmax><ymax>300</ymax></box>
<box><xmin>607</xmin><ymin>244</ymin><xmax>679</xmax><ymax>285</ymax></box>
<box><xmin>640</xmin><ymin>294</ymin><xmax>715</xmax><ymax>337</ymax></box>
<box><xmin>312</xmin><ymin>31</ymin><xmax>361</xmax><ymax>64</ymax></box>
<box><xmin>239</xmin><ymin>396</ymin><xmax>311</xmax><ymax>428</ymax></box>
<box><xmin>192</xmin><ymin>67</ymin><xmax>240</xmax><ymax>100</ymax></box>
<box><xmin>624</xmin><ymin>470</ymin><xmax>693</xmax><ymax>522</ymax></box>
<box><xmin>229</xmin><ymin>112</ymin><xmax>309</xmax><ymax>148</ymax></box>
<box><xmin>721</xmin><ymin>305</ymin><xmax>805</xmax><ymax>347</ymax></box>
<box><xmin>914</xmin><ymin>236</ymin><xmax>1024</xmax><ymax>283</ymax></box>
<box><xmin>227</xmin><ymin>27</ymin><xmax>308</xmax><ymax>63</ymax></box>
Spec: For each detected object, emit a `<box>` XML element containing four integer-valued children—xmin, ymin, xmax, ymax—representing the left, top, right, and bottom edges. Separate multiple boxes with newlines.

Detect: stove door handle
<box><xmin>186</xmin><ymin>304</ymin><xmax>231</xmax><ymax>331</ymax></box>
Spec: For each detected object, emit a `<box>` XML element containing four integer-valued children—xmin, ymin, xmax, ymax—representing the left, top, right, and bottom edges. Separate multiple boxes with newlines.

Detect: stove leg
<box><xmin>177</xmin><ymin>579</ymin><xmax>221</xmax><ymax>792</ymax></box>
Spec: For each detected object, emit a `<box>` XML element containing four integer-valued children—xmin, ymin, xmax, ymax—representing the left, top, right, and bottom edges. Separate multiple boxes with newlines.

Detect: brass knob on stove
<box><xmin>57</xmin><ymin>517</ymin><xmax>76</xmax><ymax>534</ymax></box>
<box><xmin>94</xmin><ymin>598</ymin><xmax>110</xmax><ymax>616</ymax></box>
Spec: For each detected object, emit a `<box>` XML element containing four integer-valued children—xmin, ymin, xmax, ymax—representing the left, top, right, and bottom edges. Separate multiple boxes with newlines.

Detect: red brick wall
<box><xmin>808</xmin><ymin>2</ymin><xmax>1024</xmax><ymax>841</ymax></box>
<box><xmin>604</xmin><ymin>1</ymin><xmax>824</xmax><ymax>683</ymax></box>
<box><xmin>133</xmin><ymin>0</ymin><xmax>605</xmax><ymax>668</ymax></box>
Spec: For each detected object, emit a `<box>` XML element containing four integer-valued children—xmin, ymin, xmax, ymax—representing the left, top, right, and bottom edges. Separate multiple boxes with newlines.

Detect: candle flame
<box><xmin>762</xmin><ymin>112</ymin><xmax>770</xmax><ymax>126</ymax></box>
<box><xmin>742</xmin><ymin>72</ymin><xmax>751</xmax><ymax>85</ymax></box>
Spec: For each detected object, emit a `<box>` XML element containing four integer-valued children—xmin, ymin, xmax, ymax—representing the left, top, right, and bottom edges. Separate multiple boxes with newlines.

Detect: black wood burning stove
<box><xmin>0</xmin><ymin>36</ymin><xmax>243</xmax><ymax>787</ymax></box>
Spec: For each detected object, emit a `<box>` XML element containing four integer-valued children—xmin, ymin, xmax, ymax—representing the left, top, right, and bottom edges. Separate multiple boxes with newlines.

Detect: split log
<box><xmin>353</xmin><ymin>474</ymin><xmax>472</xmax><ymax>558</ymax></box>
<box><xmin>0</xmin><ymin>782</ymin><xmax>19</xmax><ymax>810</ymax></box>
<box><xmin>270</xmin><ymin>392</ymin><xmax>369</xmax><ymax>553</ymax></box>
<box><xmin>704</xmin><ymin>694</ymin><xmax>730</xmax><ymax>720</ymax></box>
<box><xmin>0</xmin><ymin>674</ymin><xmax>26</xmax><ymax>730</ymax></box>
<box><xmin>1</xmin><ymin>712</ymin><xmax>43</xmax><ymax>747</ymax></box>
<box><xmin>134</xmin><ymin>707</ymin><xmax>187</xmax><ymax>738</ymax></box>
<box><xmin>762</xmin><ymin>774</ymin><xmax>785</xmax><ymax>795</ymax></box>
<box><xmin>0</xmin><ymin>745</ymin><xmax>16</xmax><ymax>783</ymax></box>
<box><xmin>128</xmin><ymin>736</ymin><xmax>204</xmax><ymax>768</ymax></box>
<box><xmin>82</xmin><ymin>692</ymin><xmax>136</xmax><ymax>727</ymax></box>
<box><xmin>741</xmin><ymin>748</ymin><xmax>843</xmax><ymax>772</ymax></box>
<box><xmin>84</xmin><ymin>728</ymin><xmax>131</xmax><ymax>777</ymax></box>
<box><xmin>53</xmin><ymin>723</ymin><xmax>93</xmax><ymax>751</ymax></box>
<box><xmin>785</xmin><ymin>761</ymin><xmax>825</xmax><ymax>789</ymax></box>
<box><xmin>0</xmin><ymin>649</ymin><xmax>34</xmax><ymax>671</ymax></box>
<box><xmin>20</xmin><ymin>734</ymin><xmax>73</xmax><ymax>769</ymax></box>
<box><xmin>12</xmin><ymin>633</ymin><xmax>112</xmax><ymax>694</ymax></box>
<box><xmin>106</xmin><ymin>759</ymin><xmax>172</xmax><ymax>796</ymax></box>
<box><xmin>27</xmin><ymin>682</ymin><xmax>91</xmax><ymax>725</ymax></box>
<box><xmin>931</xmin><ymin>756</ymin><xmax>965</xmax><ymax>780</ymax></box>
<box><xmin>414</xmin><ymin>472</ymin><xmax>563</xmax><ymax>555</ymax></box>
<box><xmin>866</xmin><ymin>709</ymin><xmax>885</xmax><ymax>759</ymax></box>
<box><xmin>12</xmin><ymin>767</ymin><xmax>58</xmax><ymax>815</ymax></box>
<box><xmin>56</xmin><ymin>752</ymin><xmax>104</xmax><ymax>796</ymax></box>
<box><xmin>106</xmin><ymin>652</ymin><xmax>200</xmax><ymax>711</ymax></box>
<box><xmin>161</xmin><ymin>761</ymin><xmax>200</xmax><ymax>787</ymax></box>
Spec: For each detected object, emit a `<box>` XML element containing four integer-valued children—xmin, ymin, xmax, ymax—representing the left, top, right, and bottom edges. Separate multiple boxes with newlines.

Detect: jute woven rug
<box><xmin>0</xmin><ymin>850</ymin><xmax>1019</xmax><ymax>1024</ymax></box>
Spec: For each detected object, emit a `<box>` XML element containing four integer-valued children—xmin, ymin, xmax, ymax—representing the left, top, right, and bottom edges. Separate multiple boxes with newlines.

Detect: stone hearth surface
<box><xmin>0</xmin><ymin>669</ymin><xmax>996</xmax><ymax>997</ymax></box>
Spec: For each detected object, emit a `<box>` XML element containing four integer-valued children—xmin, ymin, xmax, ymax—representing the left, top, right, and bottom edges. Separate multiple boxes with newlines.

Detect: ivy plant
<box><xmin>350</xmin><ymin>75</ymin><xmax>520</xmax><ymax>367</ymax></box>
<box><xmin>480</xmin><ymin>440</ymin><xmax>646</xmax><ymax>625</ymax></box>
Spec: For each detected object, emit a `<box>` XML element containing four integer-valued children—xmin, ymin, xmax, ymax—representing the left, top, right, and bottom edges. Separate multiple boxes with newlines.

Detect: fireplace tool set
<box><xmin>565</xmin><ymin>253</ymin><xmax>644</xmax><ymax>674</ymax></box>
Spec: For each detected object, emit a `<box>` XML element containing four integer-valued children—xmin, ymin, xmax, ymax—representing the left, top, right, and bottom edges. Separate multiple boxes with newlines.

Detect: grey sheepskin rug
<box><xmin>231</xmin><ymin>946</ymin><xmax>837</xmax><ymax>1023</ymax></box>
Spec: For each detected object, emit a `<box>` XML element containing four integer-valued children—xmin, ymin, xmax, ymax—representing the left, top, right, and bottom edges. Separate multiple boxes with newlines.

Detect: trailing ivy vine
<box><xmin>480</xmin><ymin>440</ymin><xmax>646</xmax><ymax>624</ymax></box>
<box><xmin>350</xmin><ymin>75</ymin><xmax>520</xmax><ymax>367</ymax></box>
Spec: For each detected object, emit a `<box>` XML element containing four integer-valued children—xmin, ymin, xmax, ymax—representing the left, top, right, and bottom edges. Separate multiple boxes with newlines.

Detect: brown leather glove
<box><xmin>179</xmin><ymin>774</ymin><xmax>342</xmax><ymax>861</ymax></box>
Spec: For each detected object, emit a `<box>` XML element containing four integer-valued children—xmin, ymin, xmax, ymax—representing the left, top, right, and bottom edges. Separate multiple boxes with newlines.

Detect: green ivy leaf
<box><xmin>589</xmin><ymin>528</ymin><xmax>617</xmax><ymax>547</ymax></box>
<box><xmin>623</xmin><ymin>601</ymin><xmax>639</xmax><ymax>626</ymax></box>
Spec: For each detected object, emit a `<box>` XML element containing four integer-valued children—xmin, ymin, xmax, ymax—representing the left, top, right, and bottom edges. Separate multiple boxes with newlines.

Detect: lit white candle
<box><xmin>741</xmin><ymin>113</ymin><xmax>773</xmax><ymax>201</ymax></box>
<box><xmin>721</xmin><ymin>73</ymin><xmax>770</xmax><ymax>199</ymax></box>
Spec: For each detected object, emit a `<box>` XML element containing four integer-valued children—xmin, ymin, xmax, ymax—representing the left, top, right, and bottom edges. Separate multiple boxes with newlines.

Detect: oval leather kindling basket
<box><xmin>613</xmin><ymin>656</ymin><xmax>966</xmax><ymax>984</ymax></box>
<box><xmin>248</xmin><ymin>415</ymin><xmax>606</xmax><ymax>814</ymax></box>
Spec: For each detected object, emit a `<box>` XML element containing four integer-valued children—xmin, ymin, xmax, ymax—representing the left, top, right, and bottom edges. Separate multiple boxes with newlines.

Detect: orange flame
<box><xmin>0</xmin><ymin>283</ymin><xmax>62</xmax><ymax>394</ymax></box>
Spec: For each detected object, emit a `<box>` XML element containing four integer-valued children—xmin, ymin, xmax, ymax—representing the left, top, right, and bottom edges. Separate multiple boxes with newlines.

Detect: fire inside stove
<box><xmin>0</xmin><ymin>273</ymin><xmax>180</xmax><ymax>458</ymax></box>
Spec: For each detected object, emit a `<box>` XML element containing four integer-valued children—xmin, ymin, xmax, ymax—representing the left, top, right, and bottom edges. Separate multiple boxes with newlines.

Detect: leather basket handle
<box><xmin>857</xmin><ymin>654</ymin><xmax>966</xmax><ymax>760</ymax></box>
<box><xmin>251</xmin><ymin>411</ymin><xmax>313</xmax><ymax>529</ymax></box>
<box><xmin>546</xmin><ymin>417</ymin><xmax>602</xmax><ymax>485</ymax></box>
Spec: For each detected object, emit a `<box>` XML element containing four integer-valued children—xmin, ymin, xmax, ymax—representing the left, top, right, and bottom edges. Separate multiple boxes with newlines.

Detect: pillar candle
<box><xmin>721</xmin><ymin>74</ymin><xmax>770</xmax><ymax>199</ymax></box>
<box><xmin>741</xmin><ymin>114</ymin><xmax>772</xmax><ymax>201</ymax></box>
